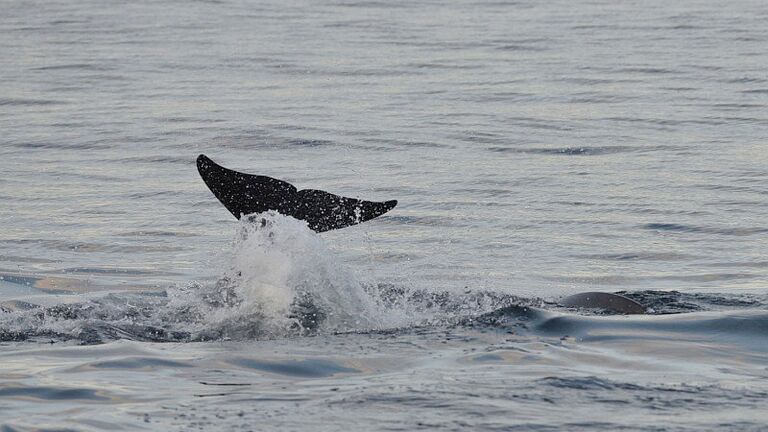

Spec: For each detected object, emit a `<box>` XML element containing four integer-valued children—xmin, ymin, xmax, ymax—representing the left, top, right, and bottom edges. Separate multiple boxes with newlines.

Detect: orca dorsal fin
<box><xmin>197</xmin><ymin>154</ymin><xmax>397</xmax><ymax>232</ymax></box>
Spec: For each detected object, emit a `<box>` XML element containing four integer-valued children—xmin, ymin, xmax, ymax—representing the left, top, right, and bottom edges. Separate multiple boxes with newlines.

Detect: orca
<box><xmin>560</xmin><ymin>292</ymin><xmax>646</xmax><ymax>314</ymax></box>
<box><xmin>197</xmin><ymin>154</ymin><xmax>397</xmax><ymax>232</ymax></box>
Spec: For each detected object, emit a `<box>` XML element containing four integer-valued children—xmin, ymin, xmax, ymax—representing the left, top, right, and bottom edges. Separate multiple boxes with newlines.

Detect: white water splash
<box><xmin>165</xmin><ymin>212</ymin><xmax>399</xmax><ymax>337</ymax></box>
<box><xmin>1</xmin><ymin>212</ymin><xmax>497</xmax><ymax>343</ymax></box>
<box><xmin>236</xmin><ymin>212</ymin><xmax>390</xmax><ymax>328</ymax></box>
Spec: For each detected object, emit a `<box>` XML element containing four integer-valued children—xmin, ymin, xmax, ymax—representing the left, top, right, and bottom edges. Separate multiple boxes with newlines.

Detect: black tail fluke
<box><xmin>196</xmin><ymin>154</ymin><xmax>397</xmax><ymax>232</ymax></box>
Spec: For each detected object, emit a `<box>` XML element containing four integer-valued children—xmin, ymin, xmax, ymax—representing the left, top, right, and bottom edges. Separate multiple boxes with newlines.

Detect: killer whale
<box><xmin>197</xmin><ymin>154</ymin><xmax>397</xmax><ymax>232</ymax></box>
<box><xmin>560</xmin><ymin>292</ymin><xmax>646</xmax><ymax>314</ymax></box>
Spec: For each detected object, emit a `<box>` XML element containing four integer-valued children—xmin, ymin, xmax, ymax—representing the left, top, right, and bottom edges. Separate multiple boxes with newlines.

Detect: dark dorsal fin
<box><xmin>196</xmin><ymin>154</ymin><xmax>397</xmax><ymax>232</ymax></box>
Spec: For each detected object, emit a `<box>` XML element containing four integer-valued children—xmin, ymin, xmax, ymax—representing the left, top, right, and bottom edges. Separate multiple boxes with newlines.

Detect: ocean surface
<box><xmin>1</xmin><ymin>0</ymin><xmax>767</xmax><ymax>430</ymax></box>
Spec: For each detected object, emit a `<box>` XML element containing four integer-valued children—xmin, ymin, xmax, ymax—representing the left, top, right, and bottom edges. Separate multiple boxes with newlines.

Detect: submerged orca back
<box><xmin>197</xmin><ymin>154</ymin><xmax>397</xmax><ymax>232</ymax></box>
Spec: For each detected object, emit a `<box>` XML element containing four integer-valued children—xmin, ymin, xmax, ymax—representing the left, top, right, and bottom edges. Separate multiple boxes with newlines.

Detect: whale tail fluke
<box><xmin>197</xmin><ymin>154</ymin><xmax>397</xmax><ymax>232</ymax></box>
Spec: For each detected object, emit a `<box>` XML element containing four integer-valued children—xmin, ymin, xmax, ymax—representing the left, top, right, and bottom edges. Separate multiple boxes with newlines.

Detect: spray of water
<box><xmin>0</xmin><ymin>212</ymin><xmax>522</xmax><ymax>344</ymax></box>
<box><xmin>171</xmin><ymin>211</ymin><xmax>396</xmax><ymax>335</ymax></box>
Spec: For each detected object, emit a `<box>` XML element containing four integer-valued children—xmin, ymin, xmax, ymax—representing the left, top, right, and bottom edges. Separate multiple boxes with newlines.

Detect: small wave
<box><xmin>0</xmin><ymin>239</ymin><xmax>183</xmax><ymax>254</ymax></box>
<box><xmin>618</xmin><ymin>67</ymin><xmax>680</xmax><ymax>75</ymax></box>
<box><xmin>488</xmin><ymin>146</ymin><xmax>641</xmax><ymax>156</ymax></box>
<box><xmin>537</xmin><ymin>376</ymin><xmax>768</xmax><ymax>410</ymax></box>
<box><xmin>107</xmin><ymin>155</ymin><xmax>192</xmax><ymax>164</ymax></box>
<box><xmin>286</xmin><ymin>138</ymin><xmax>336</xmax><ymax>147</ymax></box>
<box><xmin>0</xmin><ymin>255</ymin><xmax>59</xmax><ymax>264</ymax></box>
<box><xmin>32</xmin><ymin>63</ymin><xmax>111</xmax><ymax>72</ymax></box>
<box><xmin>0</xmin><ymin>385</ymin><xmax>110</xmax><ymax>401</ymax></box>
<box><xmin>741</xmin><ymin>89</ymin><xmax>768</xmax><ymax>94</ymax></box>
<box><xmin>619</xmin><ymin>290</ymin><xmax>764</xmax><ymax>314</ymax></box>
<box><xmin>59</xmin><ymin>267</ymin><xmax>180</xmax><ymax>276</ymax></box>
<box><xmin>569</xmin><ymin>94</ymin><xmax>639</xmax><ymax>104</ymax></box>
<box><xmin>0</xmin><ymin>98</ymin><xmax>65</xmax><ymax>106</ymax></box>
<box><xmin>720</xmin><ymin>77</ymin><xmax>767</xmax><ymax>84</ymax></box>
<box><xmin>81</xmin><ymin>357</ymin><xmax>193</xmax><ymax>370</ymax></box>
<box><xmin>644</xmin><ymin>223</ymin><xmax>768</xmax><ymax>236</ymax></box>
<box><xmin>331</xmin><ymin>1</ymin><xmax>416</xmax><ymax>9</ymax></box>
<box><xmin>535</xmin><ymin>309</ymin><xmax>768</xmax><ymax>343</ymax></box>
<box><xmin>404</xmin><ymin>62</ymin><xmax>482</xmax><ymax>70</ymax></box>
<box><xmin>381</xmin><ymin>215</ymin><xmax>463</xmax><ymax>227</ymax></box>
<box><xmin>117</xmin><ymin>230</ymin><xmax>197</xmax><ymax>238</ymax></box>
<box><xmin>539</xmin><ymin>376</ymin><xmax>644</xmax><ymax>391</ymax></box>
<box><xmin>363</xmin><ymin>138</ymin><xmax>450</xmax><ymax>149</ymax></box>
<box><xmin>228</xmin><ymin>358</ymin><xmax>357</xmax><ymax>378</ymax></box>
<box><xmin>9</xmin><ymin>141</ymin><xmax>112</xmax><ymax>151</ymax></box>
<box><xmin>575</xmin><ymin>252</ymin><xmax>697</xmax><ymax>262</ymax></box>
<box><xmin>495</xmin><ymin>43</ymin><xmax>548</xmax><ymax>52</ymax></box>
<box><xmin>712</xmin><ymin>102</ymin><xmax>764</xmax><ymax>110</ymax></box>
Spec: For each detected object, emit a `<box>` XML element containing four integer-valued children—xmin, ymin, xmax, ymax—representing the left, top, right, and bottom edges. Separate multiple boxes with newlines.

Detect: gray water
<box><xmin>1</xmin><ymin>0</ymin><xmax>768</xmax><ymax>430</ymax></box>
